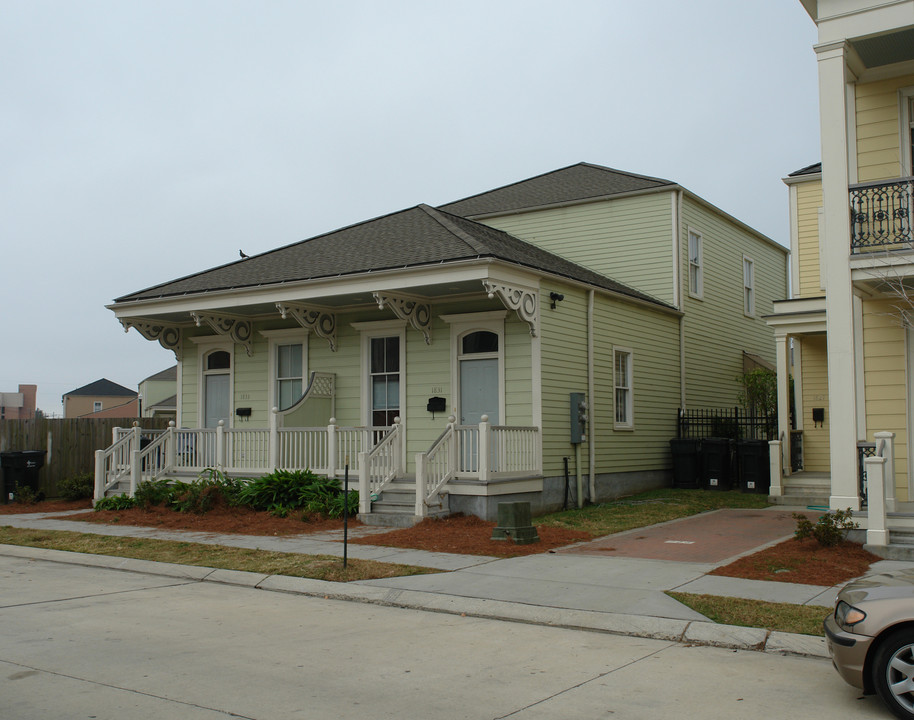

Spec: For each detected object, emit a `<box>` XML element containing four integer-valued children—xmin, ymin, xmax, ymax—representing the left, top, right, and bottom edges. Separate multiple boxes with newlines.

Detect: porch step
<box><xmin>358</xmin><ymin>477</ymin><xmax>449</xmax><ymax>528</ymax></box>
<box><xmin>865</xmin><ymin>531</ymin><xmax>914</xmax><ymax>561</ymax></box>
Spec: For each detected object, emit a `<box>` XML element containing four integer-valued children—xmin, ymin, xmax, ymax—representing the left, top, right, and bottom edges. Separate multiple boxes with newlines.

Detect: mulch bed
<box><xmin>0</xmin><ymin>499</ymin><xmax>93</xmax><ymax>515</ymax></box>
<box><xmin>349</xmin><ymin>515</ymin><xmax>591</xmax><ymax>557</ymax></box>
<box><xmin>710</xmin><ymin>537</ymin><xmax>881</xmax><ymax>586</ymax></box>
<box><xmin>58</xmin><ymin>504</ymin><xmax>356</xmax><ymax>536</ymax></box>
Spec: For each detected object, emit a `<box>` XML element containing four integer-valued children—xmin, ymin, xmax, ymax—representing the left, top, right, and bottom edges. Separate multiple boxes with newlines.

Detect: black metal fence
<box><xmin>677</xmin><ymin>407</ymin><xmax>775</xmax><ymax>441</ymax></box>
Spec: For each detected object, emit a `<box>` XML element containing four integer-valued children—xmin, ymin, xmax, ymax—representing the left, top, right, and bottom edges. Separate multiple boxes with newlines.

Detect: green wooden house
<box><xmin>101</xmin><ymin>163</ymin><xmax>788</xmax><ymax>523</ymax></box>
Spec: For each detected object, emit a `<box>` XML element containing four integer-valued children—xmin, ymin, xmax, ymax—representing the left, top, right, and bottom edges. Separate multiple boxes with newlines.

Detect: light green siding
<box><xmin>680</xmin><ymin>197</ymin><xmax>788</xmax><ymax>407</ymax></box>
<box><xmin>538</xmin><ymin>283</ymin><xmax>680</xmax><ymax>478</ymax></box>
<box><xmin>481</xmin><ymin>193</ymin><xmax>676</xmax><ymax>305</ymax></box>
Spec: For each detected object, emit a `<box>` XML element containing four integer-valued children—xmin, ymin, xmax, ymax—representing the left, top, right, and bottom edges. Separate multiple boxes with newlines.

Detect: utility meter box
<box><xmin>570</xmin><ymin>392</ymin><xmax>587</xmax><ymax>444</ymax></box>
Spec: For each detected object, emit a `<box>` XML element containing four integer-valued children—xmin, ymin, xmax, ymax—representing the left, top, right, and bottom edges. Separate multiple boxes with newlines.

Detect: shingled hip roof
<box><xmin>113</xmin><ymin>203</ymin><xmax>668</xmax><ymax>309</ymax></box>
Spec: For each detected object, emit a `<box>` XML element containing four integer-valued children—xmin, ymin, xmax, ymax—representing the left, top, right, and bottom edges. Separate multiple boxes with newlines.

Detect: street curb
<box><xmin>0</xmin><ymin>543</ymin><xmax>829</xmax><ymax>660</ymax></box>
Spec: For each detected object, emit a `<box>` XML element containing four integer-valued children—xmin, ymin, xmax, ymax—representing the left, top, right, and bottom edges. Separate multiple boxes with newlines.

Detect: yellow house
<box><xmin>768</xmin><ymin>0</ymin><xmax>914</xmax><ymax>549</ymax></box>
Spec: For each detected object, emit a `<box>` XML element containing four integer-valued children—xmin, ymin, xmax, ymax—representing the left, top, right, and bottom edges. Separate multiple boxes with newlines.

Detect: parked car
<box><xmin>824</xmin><ymin>569</ymin><xmax>914</xmax><ymax>719</ymax></box>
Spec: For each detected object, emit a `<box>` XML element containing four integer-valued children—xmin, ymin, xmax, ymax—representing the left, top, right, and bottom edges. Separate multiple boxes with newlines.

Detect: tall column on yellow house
<box><xmin>817</xmin><ymin>40</ymin><xmax>860</xmax><ymax>511</ymax></box>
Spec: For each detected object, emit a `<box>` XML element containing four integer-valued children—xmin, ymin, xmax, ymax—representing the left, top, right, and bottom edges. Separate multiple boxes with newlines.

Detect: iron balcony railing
<box><xmin>850</xmin><ymin>177</ymin><xmax>914</xmax><ymax>252</ymax></box>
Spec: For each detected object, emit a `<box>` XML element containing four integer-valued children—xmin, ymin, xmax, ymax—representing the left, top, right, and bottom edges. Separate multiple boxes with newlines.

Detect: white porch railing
<box><xmin>358</xmin><ymin>419</ymin><xmax>403</xmax><ymax>513</ymax></box>
<box><xmin>414</xmin><ymin>415</ymin><xmax>540</xmax><ymax>518</ymax></box>
<box><xmin>94</xmin><ymin>418</ymin><xmax>397</xmax><ymax>501</ymax></box>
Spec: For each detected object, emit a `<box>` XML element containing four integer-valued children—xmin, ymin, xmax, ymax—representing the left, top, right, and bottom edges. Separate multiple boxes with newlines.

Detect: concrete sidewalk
<box><xmin>4</xmin><ymin>505</ymin><xmax>911</xmax><ymax>660</ymax></box>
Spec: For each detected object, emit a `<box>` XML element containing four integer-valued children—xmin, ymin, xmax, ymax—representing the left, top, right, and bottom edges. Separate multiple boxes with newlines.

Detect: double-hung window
<box><xmin>688</xmin><ymin>230</ymin><xmax>703</xmax><ymax>298</ymax></box>
<box><xmin>276</xmin><ymin>343</ymin><xmax>303</xmax><ymax>410</ymax></box>
<box><xmin>614</xmin><ymin>348</ymin><xmax>633</xmax><ymax>429</ymax></box>
<box><xmin>743</xmin><ymin>256</ymin><xmax>755</xmax><ymax>316</ymax></box>
<box><xmin>370</xmin><ymin>336</ymin><xmax>400</xmax><ymax>427</ymax></box>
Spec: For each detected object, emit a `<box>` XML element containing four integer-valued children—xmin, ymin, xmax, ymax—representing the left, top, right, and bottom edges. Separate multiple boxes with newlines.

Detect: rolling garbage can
<box><xmin>669</xmin><ymin>438</ymin><xmax>701</xmax><ymax>489</ymax></box>
<box><xmin>738</xmin><ymin>440</ymin><xmax>770</xmax><ymax>494</ymax></box>
<box><xmin>0</xmin><ymin>450</ymin><xmax>46</xmax><ymax>502</ymax></box>
<box><xmin>700</xmin><ymin>438</ymin><xmax>732</xmax><ymax>491</ymax></box>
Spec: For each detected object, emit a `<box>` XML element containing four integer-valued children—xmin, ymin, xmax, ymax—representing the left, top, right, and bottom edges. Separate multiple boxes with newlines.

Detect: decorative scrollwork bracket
<box><xmin>373</xmin><ymin>293</ymin><xmax>432</xmax><ymax>345</ymax></box>
<box><xmin>275</xmin><ymin>303</ymin><xmax>338</xmax><ymax>352</ymax></box>
<box><xmin>482</xmin><ymin>281</ymin><xmax>538</xmax><ymax>337</ymax></box>
<box><xmin>190</xmin><ymin>312</ymin><xmax>254</xmax><ymax>357</ymax></box>
<box><xmin>119</xmin><ymin>318</ymin><xmax>183</xmax><ymax>357</ymax></box>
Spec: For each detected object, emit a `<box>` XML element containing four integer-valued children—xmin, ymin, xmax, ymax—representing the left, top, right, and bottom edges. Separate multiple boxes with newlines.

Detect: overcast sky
<box><xmin>1</xmin><ymin>0</ymin><xmax>820</xmax><ymax>415</ymax></box>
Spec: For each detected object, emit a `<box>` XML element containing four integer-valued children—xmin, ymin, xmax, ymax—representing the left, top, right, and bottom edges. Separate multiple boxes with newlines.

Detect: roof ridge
<box><xmin>439</xmin><ymin>162</ymin><xmax>589</xmax><ymax>210</ymax></box>
<box><xmin>576</xmin><ymin>162</ymin><xmax>674</xmax><ymax>186</ymax></box>
<box><xmin>416</xmin><ymin>204</ymin><xmax>490</xmax><ymax>255</ymax></box>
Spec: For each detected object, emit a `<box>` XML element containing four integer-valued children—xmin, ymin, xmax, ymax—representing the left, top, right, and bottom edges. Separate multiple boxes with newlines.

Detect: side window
<box><xmin>614</xmin><ymin>348</ymin><xmax>633</xmax><ymax>429</ymax></box>
<box><xmin>743</xmin><ymin>256</ymin><xmax>755</xmax><ymax>316</ymax></box>
<box><xmin>688</xmin><ymin>230</ymin><xmax>703</xmax><ymax>299</ymax></box>
<box><xmin>276</xmin><ymin>343</ymin><xmax>303</xmax><ymax>410</ymax></box>
<box><xmin>93</xmin><ymin>401</ymin><xmax>103</xmax><ymax>413</ymax></box>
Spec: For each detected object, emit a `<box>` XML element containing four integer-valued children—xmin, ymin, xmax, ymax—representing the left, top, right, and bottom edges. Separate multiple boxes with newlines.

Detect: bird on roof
<box><xmin>239</xmin><ymin>250</ymin><xmax>249</xmax><ymax>259</ymax></box>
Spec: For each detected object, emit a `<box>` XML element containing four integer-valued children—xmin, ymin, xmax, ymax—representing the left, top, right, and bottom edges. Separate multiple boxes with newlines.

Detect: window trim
<box><xmin>260</xmin><ymin>329</ymin><xmax>309</xmax><ymax>413</ymax></box>
<box><xmin>687</xmin><ymin>228</ymin><xmax>703</xmax><ymax>299</ymax></box>
<box><xmin>353</xmin><ymin>320</ymin><xmax>407</xmax><ymax>429</ymax></box>
<box><xmin>93</xmin><ymin>401</ymin><xmax>103</xmax><ymax>413</ymax></box>
<box><xmin>613</xmin><ymin>347</ymin><xmax>634</xmax><ymax>431</ymax></box>
<box><xmin>743</xmin><ymin>255</ymin><xmax>756</xmax><ymax>317</ymax></box>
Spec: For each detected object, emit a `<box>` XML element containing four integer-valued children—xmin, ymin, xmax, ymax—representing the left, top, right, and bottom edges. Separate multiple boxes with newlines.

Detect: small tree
<box><xmin>736</xmin><ymin>368</ymin><xmax>777</xmax><ymax>416</ymax></box>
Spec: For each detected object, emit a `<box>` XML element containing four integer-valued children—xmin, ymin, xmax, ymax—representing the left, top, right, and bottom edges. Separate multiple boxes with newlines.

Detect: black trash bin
<box><xmin>0</xmin><ymin>450</ymin><xmax>46</xmax><ymax>502</ymax></box>
<box><xmin>669</xmin><ymin>438</ymin><xmax>701</xmax><ymax>489</ymax></box>
<box><xmin>700</xmin><ymin>438</ymin><xmax>732</xmax><ymax>491</ymax></box>
<box><xmin>738</xmin><ymin>440</ymin><xmax>770</xmax><ymax>494</ymax></box>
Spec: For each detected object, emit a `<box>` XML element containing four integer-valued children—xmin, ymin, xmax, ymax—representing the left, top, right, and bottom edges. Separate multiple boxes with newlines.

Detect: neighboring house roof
<box><xmin>63</xmin><ymin>378</ymin><xmax>137</xmax><ymax>398</ymax></box>
<box><xmin>141</xmin><ymin>366</ymin><xmax>178</xmax><ymax>383</ymax></box>
<box><xmin>439</xmin><ymin>162</ymin><xmax>675</xmax><ymax>217</ymax></box>
<box><xmin>788</xmin><ymin>162</ymin><xmax>821</xmax><ymax>177</ymax></box>
<box><xmin>146</xmin><ymin>394</ymin><xmax>177</xmax><ymax>410</ymax></box>
<box><xmin>114</xmin><ymin>203</ymin><xmax>670</xmax><ymax>309</ymax></box>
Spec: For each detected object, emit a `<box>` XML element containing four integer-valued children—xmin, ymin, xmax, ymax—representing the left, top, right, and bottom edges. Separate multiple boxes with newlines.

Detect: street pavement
<box><xmin>0</xmin><ymin>553</ymin><xmax>890</xmax><ymax>720</ymax></box>
<box><xmin>4</xmin><ymin>504</ymin><xmax>913</xmax><ymax>662</ymax></box>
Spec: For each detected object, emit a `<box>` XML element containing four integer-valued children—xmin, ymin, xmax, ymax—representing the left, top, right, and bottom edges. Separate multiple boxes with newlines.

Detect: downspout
<box><xmin>588</xmin><ymin>289</ymin><xmax>596</xmax><ymax>501</ymax></box>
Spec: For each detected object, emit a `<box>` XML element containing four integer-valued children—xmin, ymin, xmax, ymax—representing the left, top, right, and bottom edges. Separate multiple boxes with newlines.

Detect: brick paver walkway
<box><xmin>558</xmin><ymin>509</ymin><xmax>821</xmax><ymax>563</ymax></box>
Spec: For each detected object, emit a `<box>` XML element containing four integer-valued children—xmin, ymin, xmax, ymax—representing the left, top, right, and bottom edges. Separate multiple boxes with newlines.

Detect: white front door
<box><xmin>204</xmin><ymin>373</ymin><xmax>230</xmax><ymax>428</ymax></box>
<box><xmin>460</xmin><ymin>358</ymin><xmax>499</xmax><ymax>425</ymax></box>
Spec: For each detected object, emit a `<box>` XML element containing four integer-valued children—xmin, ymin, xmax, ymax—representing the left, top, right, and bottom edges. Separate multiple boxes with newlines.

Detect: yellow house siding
<box><xmin>863</xmin><ymin>300</ymin><xmax>908</xmax><ymax>499</ymax></box>
<box><xmin>481</xmin><ymin>193</ymin><xmax>676</xmax><ymax>305</ymax></box>
<box><xmin>795</xmin><ymin>179</ymin><xmax>823</xmax><ymax>298</ymax></box>
<box><xmin>856</xmin><ymin>75</ymin><xmax>914</xmax><ymax>182</ymax></box>
<box><xmin>680</xmin><ymin>198</ymin><xmax>788</xmax><ymax>407</ymax></box>
<box><xmin>799</xmin><ymin>335</ymin><xmax>829</xmax><ymax>472</ymax></box>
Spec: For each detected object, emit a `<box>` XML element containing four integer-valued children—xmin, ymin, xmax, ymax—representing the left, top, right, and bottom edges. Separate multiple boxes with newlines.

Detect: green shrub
<box><xmin>237</xmin><ymin>469</ymin><xmax>354</xmax><ymax>517</ymax></box>
<box><xmin>95</xmin><ymin>495</ymin><xmax>137</xmax><ymax>511</ymax></box>
<box><xmin>134</xmin><ymin>479</ymin><xmax>175</xmax><ymax>508</ymax></box>
<box><xmin>793</xmin><ymin>508</ymin><xmax>858</xmax><ymax>547</ymax></box>
<box><xmin>12</xmin><ymin>484</ymin><xmax>38</xmax><ymax>505</ymax></box>
<box><xmin>57</xmin><ymin>472</ymin><xmax>94</xmax><ymax>500</ymax></box>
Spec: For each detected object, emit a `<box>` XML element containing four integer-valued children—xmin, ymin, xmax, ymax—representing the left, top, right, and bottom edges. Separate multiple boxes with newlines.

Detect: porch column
<box><xmin>478</xmin><ymin>415</ymin><xmax>490</xmax><ymax>483</ymax></box>
<box><xmin>775</xmin><ymin>333</ymin><xmax>791</xmax><ymax>476</ymax></box>
<box><xmin>816</xmin><ymin>40</ymin><xmax>860</xmax><ymax>511</ymax></box>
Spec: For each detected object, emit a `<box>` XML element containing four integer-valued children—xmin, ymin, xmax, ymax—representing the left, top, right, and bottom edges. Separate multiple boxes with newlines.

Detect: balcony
<box><xmin>850</xmin><ymin>177</ymin><xmax>914</xmax><ymax>253</ymax></box>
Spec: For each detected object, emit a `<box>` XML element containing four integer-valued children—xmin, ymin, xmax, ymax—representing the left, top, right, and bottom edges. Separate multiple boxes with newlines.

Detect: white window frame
<box><xmin>441</xmin><ymin>311</ymin><xmax>507</xmax><ymax>426</ymax></box>
<box><xmin>743</xmin><ymin>255</ymin><xmax>755</xmax><ymax>317</ymax></box>
<box><xmin>688</xmin><ymin>229</ymin><xmax>703</xmax><ymax>299</ymax></box>
<box><xmin>93</xmin><ymin>401</ymin><xmax>103</xmax><ymax>413</ymax></box>
<box><xmin>351</xmin><ymin>320</ymin><xmax>407</xmax><ymax>429</ymax></box>
<box><xmin>260</xmin><ymin>329</ymin><xmax>309</xmax><ymax>413</ymax></box>
<box><xmin>613</xmin><ymin>347</ymin><xmax>634</xmax><ymax>430</ymax></box>
<box><xmin>191</xmin><ymin>336</ymin><xmax>234</xmax><ymax>428</ymax></box>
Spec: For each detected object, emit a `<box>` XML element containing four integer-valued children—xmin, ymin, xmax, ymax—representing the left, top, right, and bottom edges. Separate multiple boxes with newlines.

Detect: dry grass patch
<box><xmin>669</xmin><ymin>592</ymin><xmax>830</xmax><ymax>636</ymax></box>
<box><xmin>0</xmin><ymin>526</ymin><xmax>437</xmax><ymax>583</ymax></box>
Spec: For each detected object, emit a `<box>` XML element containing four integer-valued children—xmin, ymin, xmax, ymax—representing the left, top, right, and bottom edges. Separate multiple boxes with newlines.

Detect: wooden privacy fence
<box><xmin>0</xmin><ymin>417</ymin><xmax>172</xmax><ymax>497</ymax></box>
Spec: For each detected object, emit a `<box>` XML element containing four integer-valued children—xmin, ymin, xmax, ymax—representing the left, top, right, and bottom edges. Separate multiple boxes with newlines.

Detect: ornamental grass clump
<box><xmin>793</xmin><ymin>508</ymin><xmax>858</xmax><ymax>547</ymax></box>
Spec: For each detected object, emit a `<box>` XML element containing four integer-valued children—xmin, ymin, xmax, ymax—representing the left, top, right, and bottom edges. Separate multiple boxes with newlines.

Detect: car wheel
<box><xmin>873</xmin><ymin>628</ymin><xmax>914</xmax><ymax>719</ymax></box>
